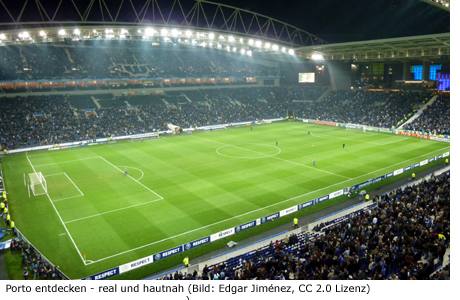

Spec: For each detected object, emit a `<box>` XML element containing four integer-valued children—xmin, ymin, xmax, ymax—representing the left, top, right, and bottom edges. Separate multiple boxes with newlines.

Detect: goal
<box><xmin>27</xmin><ymin>172</ymin><xmax>47</xmax><ymax>196</ymax></box>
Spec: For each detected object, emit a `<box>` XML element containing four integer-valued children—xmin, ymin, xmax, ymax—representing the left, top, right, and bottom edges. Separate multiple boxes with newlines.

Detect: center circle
<box><xmin>215</xmin><ymin>143</ymin><xmax>281</xmax><ymax>159</ymax></box>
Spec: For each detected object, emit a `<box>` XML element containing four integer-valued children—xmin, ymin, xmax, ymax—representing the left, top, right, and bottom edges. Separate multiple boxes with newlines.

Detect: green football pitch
<box><xmin>1</xmin><ymin>121</ymin><xmax>449</xmax><ymax>279</ymax></box>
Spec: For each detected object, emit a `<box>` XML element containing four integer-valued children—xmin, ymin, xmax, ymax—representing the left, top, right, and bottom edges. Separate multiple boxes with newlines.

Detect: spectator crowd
<box><xmin>0</xmin><ymin>41</ymin><xmax>277</xmax><ymax>81</ymax></box>
<box><xmin>162</xmin><ymin>172</ymin><xmax>450</xmax><ymax>280</ymax></box>
<box><xmin>1</xmin><ymin>87</ymin><xmax>445</xmax><ymax>150</ymax></box>
<box><xmin>404</xmin><ymin>94</ymin><xmax>450</xmax><ymax>136</ymax></box>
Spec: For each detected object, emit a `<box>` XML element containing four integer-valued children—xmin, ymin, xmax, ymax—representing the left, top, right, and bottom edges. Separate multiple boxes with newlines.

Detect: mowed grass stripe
<box><xmin>3</xmin><ymin>122</ymin><xmax>448</xmax><ymax>277</ymax></box>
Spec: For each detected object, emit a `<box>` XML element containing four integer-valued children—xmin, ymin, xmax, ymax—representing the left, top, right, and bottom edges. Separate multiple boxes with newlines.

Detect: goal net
<box><xmin>28</xmin><ymin>172</ymin><xmax>47</xmax><ymax>196</ymax></box>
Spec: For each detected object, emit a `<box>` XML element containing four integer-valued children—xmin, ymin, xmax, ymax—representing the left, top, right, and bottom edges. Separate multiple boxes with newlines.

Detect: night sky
<box><xmin>0</xmin><ymin>0</ymin><xmax>450</xmax><ymax>44</ymax></box>
<box><xmin>215</xmin><ymin>0</ymin><xmax>450</xmax><ymax>42</ymax></box>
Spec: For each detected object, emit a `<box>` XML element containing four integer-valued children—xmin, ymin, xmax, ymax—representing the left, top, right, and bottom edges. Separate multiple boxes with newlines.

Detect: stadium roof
<box><xmin>420</xmin><ymin>0</ymin><xmax>450</xmax><ymax>11</ymax></box>
<box><xmin>296</xmin><ymin>33</ymin><xmax>450</xmax><ymax>62</ymax></box>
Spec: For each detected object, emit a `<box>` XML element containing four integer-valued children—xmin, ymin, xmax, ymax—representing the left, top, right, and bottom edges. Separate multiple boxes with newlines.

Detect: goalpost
<box><xmin>27</xmin><ymin>172</ymin><xmax>48</xmax><ymax>196</ymax></box>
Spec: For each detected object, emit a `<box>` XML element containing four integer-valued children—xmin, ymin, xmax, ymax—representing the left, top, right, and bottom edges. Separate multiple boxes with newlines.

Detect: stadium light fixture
<box><xmin>288</xmin><ymin>49</ymin><xmax>295</xmax><ymax>56</ymax></box>
<box><xmin>0</xmin><ymin>33</ymin><xmax>5</xmax><ymax>40</ymax></box>
<box><xmin>240</xmin><ymin>48</ymin><xmax>246</xmax><ymax>55</ymax></box>
<box><xmin>228</xmin><ymin>35</ymin><xmax>236</xmax><ymax>43</ymax></box>
<box><xmin>160</xmin><ymin>28</ymin><xmax>169</xmax><ymax>37</ymax></box>
<box><xmin>239</xmin><ymin>38</ymin><xmax>244</xmax><ymax>44</ymax></box>
<box><xmin>18</xmin><ymin>31</ymin><xmax>31</xmax><ymax>40</ymax></box>
<box><xmin>232</xmin><ymin>47</ymin><xmax>237</xmax><ymax>53</ymax></box>
<box><xmin>38</xmin><ymin>30</ymin><xmax>47</xmax><ymax>38</ymax></box>
<box><xmin>171</xmin><ymin>28</ymin><xmax>180</xmax><ymax>38</ymax></box>
<box><xmin>185</xmin><ymin>30</ymin><xmax>193</xmax><ymax>38</ymax></box>
<box><xmin>218</xmin><ymin>35</ymin><xmax>225</xmax><ymax>41</ymax></box>
<box><xmin>73</xmin><ymin>28</ymin><xmax>81</xmax><ymax>36</ymax></box>
<box><xmin>281</xmin><ymin>47</ymin><xmax>287</xmax><ymax>53</ymax></box>
<box><xmin>255</xmin><ymin>40</ymin><xmax>262</xmax><ymax>48</ymax></box>
<box><xmin>57</xmin><ymin>29</ymin><xmax>66</xmax><ymax>36</ymax></box>
<box><xmin>272</xmin><ymin>44</ymin><xmax>280</xmax><ymax>52</ymax></box>
<box><xmin>119</xmin><ymin>28</ymin><xmax>129</xmax><ymax>38</ymax></box>
<box><xmin>246</xmin><ymin>50</ymin><xmax>253</xmax><ymax>57</ymax></box>
<box><xmin>248</xmin><ymin>39</ymin><xmax>254</xmax><ymax>46</ymax></box>
<box><xmin>105</xmin><ymin>28</ymin><xmax>115</xmax><ymax>39</ymax></box>
<box><xmin>144</xmin><ymin>27</ymin><xmax>155</xmax><ymax>38</ymax></box>
<box><xmin>311</xmin><ymin>52</ymin><xmax>324</xmax><ymax>61</ymax></box>
<box><xmin>208</xmin><ymin>32</ymin><xmax>215</xmax><ymax>40</ymax></box>
<box><xmin>264</xmin><ymin>42</ymin><xmax>271</xmax><ymax>49</ymax></box>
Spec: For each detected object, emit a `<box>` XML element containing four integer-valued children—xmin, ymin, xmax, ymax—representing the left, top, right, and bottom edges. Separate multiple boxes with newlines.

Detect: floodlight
<box><xmin>160</xmin><ymin>28</ymin><xmax>169</xmax><ymax>37</ymax></box>
<box><xmin>228</xmin><ymin>35</ymin><xmax>236</xmax><ymax>43</ymax></box>
<box><xmin>240</xmin><ymin>49</ymin><xmax>246</xmax><ymax>55</ymax></box>
<box><xmin>239</xmin><ymin>38</ymin><xmax>244</xmax><ymax>44</ymax></box>
<box><xmin>120</xmin><ymin>28</ymin><xmax>129</xmax><ymax>37</ymax></box>
<box><xmin>272</xmin><ymin>44</ymin><xmax>280</xmax><ymax>52</ymax></box>
<box><xmin>281</xmin><ymin>47</ymin><xmax>287</xmax><ymax>53</ymax></box>
<box><xmin>208</xmin><ymin>32</ymin><xmax>215</xmax><ymax>40</ymax></box>
<box><xmin>19</xmin><ymin>31</ymin><xmax>31</xmax><ymax>39</ymax></box>
<box><xmin>311</xmin><ymin>52</ymin><xmax>324</xmax><ymax>61</ymax></box>
<box><xmin>232</xmin><ymin>47</ymin><xmax>237</xmax><ymax>53</ymax></box>
<box><xmin>248</xmin><ymin>39</ymin><xmax>254</xmax><ymax>46</ymax></box>
<box><xmin>38</xmin><ymin>30</ymin><xmax>47</xmax><ymax>38</ymax></box>
<box><xmin>185</xmin><ymin>30</ymin><xmax>193</xmax><ymax>38</ymax></box>
<box><xmin>58</xmin><ymin>29</ymin><xmax>66</xmax><ymax>36</ymax></box>
<box><xmin>171</xmin><ymin>28</ymin><xmax>180</xmax><ymax>37</ymax></box>
<box><xmin>264</xmin><ymin>42</ymin><xmax>271</xmax><ymax>49</ymax></box>
<box><xmin>144</xmin><ymin>27</ymin><xmax>155</xmax><ymax>38</ymax></box>
<box><xmin>288</xmin><ymin>49</ymin><xmax>295</xmax><ymax>56</ymax></box>
<box><xmin>105</xmin><ymin>28</ymin><xmax>114</xmax><ymax>39</ymax></box>
<box><xmin>246</xmin><ymin>50</ymin><xmax>253</xmax><ymax>57</ymax></box>
<box><xmin>73</xmin><ymin>28</ymin><xmax>81</xmax><ymax>36</ymax></box>
<box><xmin>255</xmin><ymin>40</ymin><xmax>262</xmax><ymax>48</ymax></box>
<box><xmin>0</xmin><ymin>33</ymin><xmax>6</xmax><ymax>40</ymax></box>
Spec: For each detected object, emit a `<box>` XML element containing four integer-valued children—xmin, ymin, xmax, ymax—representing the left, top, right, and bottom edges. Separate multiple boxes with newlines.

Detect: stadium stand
<box><xmin>0</xmin><ymin>87</ymin><xmax>438</xmax><ymax>150</ymax></box>
<box><xmin>404</xmin><ymin>93</ymin><xmax>450</xmax><ymax>136</ymax></box>
<box><xmin>0</xmin><ymin>43</ymin><xmax>277</xmax><ymax>81</ymax></box>
<box><xmin>292</xmin><ymin>90</ymin><xmax>432</xmax><ymax>129</ymax></box>
<box><xmin>161</xmin><ymin>172</ymin><xmax>450</xmax><ymax>280</ymax></box>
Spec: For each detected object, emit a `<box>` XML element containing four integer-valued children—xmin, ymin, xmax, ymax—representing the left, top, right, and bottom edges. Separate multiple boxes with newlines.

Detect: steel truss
<box><xmin>0</xmin><ymin>0</ymin><xmax>324</xmax><ymax>46</ymax></box>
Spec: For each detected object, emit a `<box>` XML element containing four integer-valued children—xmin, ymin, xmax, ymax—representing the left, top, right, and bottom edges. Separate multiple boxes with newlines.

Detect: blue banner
<box><xmin>183</xmin><ymin>236</ymin><xmax>211</xmax><ymax>251</ymax></box>
<box><xmin>88</xmin><ymin>267</ymin><xmax>120</xmax><ymax>280</ymax></box>
<box><xmin>299</xmin><ymin>200</ymin><xmax>314</xmax><ymax>210</ymax></box>
<box><xmin>154</xmin><ymin>245</ymin><xmax>183</xmax><ymax>261</ymax></box>
<box><xmin>235</xmin><ymin>220</ymin><xmax>257</xmax><ymax>233</ymax></box>
<box><xmin>317</xmin><ymin>195</ymin><xmax>329</xmax><ymax>203</ymax></box>
<box><xmin>261</xmin><ymin>212</ymin><xmax>280</xmax><ymax>224</ymax></box>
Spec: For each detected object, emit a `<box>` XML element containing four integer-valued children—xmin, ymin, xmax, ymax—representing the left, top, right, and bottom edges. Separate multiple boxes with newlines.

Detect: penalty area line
<box><xmin>83</xmin><ymin>146</ymin><xmax>449</xmax><ymax>265</ymax></box>
<box><xmin>25</xmin><ymin>152</ymin><xmax>88</xmax><ymax>266</ymax></box>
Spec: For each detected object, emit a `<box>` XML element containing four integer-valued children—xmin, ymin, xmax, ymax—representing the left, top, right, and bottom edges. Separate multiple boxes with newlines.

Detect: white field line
<box><xmin>23</xmin><ymin>173</ymin><xmax>26</xmax><ymax>187</ymax></box>
<box><xmin>52</xmin><ymin>194</ymin><xmax>84</xmax><ymax>203</ymax></box>
<box><xmin>44</xmin><ymin>172</ymin><xmax>66</xmax><ymax>177</ymax></box>
<box><xmin>84</xmin><ymin>146</ymin><xmax>449</xmax><ymax>265</ymax></box>
<box><xmin>25</xmin><ymin>152</ymin><xmax>88</xmax><ymax>265</ymax></box>
<box><xmin>63</xmin><ymin>172</ymin><xmax>84</xmax><ymax>197</ymax></box>
<box><xmin>118</xmin><ymin>165</ymin><xmax>145</xmax><ymax>181</ymax></box>
<box><xmin>43</xmin><ymin>172</ymin><xmax>84</xmax><ymax>202</ymax></box>
<box><xmin>312</xmin><ymin>132</ymin><xmax>410</xmax><ymax>147</ymax></box>
<box><xmin>206</xmin><ymin>137</ymin><xmax>351</xmax><ymax>180</ymax></box>
<box><xmin>97</xmin><ymin>155</ymin><xmax>164</xmax><ymax>200</ymax></box>
<box><xmin>33</xmin><ymin>156</ymin><xmax>101</xmax><ymax>167</ymax></box>
<box><xmin>64</xmin><ymin>199</ymin><xmax>161</xmax><ymax>224</ymax></box>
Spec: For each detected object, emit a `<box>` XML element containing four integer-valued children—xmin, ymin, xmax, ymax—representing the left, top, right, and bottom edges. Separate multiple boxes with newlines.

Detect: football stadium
<box><xmin>0</xmin><ymin>0</ymin><xmax>450</xmax><ymax>280</ymax></box>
